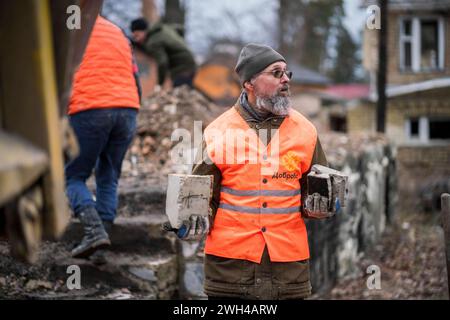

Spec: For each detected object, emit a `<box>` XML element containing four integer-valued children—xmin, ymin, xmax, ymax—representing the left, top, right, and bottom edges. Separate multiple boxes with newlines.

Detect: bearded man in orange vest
<box><xmin>65</xmin><ymin>16</ymin><xmax>141</xmax><ymax>259</ymax></box>
<box><xmin>178</xmin><ymin>43</ymin><xmax>341</xmax><ymax>300</ymax></box>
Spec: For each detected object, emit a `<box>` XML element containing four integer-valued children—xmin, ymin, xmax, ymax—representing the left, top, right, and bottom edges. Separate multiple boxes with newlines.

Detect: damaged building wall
<box><xmin>307</xmin><ymin>133</ymin><xmax>396</xmax><ymax>294</ymax></box>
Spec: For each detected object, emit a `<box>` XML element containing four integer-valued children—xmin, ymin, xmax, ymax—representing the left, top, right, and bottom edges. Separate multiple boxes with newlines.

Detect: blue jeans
<box><xmin>65</xmin><ymin>108</ymin><xmax>137</xmax><ymax>222</ymax></box>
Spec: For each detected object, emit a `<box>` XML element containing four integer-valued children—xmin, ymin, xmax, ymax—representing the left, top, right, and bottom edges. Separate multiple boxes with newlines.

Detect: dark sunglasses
<box><xmin>259</xmin><ymin>70</ymin><xmax>293</xmax><ymax>79</ymax></box>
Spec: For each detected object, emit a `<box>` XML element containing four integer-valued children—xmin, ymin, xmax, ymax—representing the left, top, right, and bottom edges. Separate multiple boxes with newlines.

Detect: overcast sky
<box><xmin>344</xmin><ymin>0</ymin><xmax>367</xmax><ymax>43</ymax></box>
<box><xmin>185</xmin><ymin>0</ymin><xmax>279</xmax><ymax>59</ymax></box>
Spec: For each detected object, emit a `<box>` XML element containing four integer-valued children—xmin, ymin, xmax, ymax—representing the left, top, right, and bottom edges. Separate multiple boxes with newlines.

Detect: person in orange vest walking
<box><xmin>178</xmin><ymin>43</ymin><xmax>340</xmax><ymax>299</ymax></box>
<box><xmin>65</xmin><ymin>16</ymin><xmax>141</xmax><ymax>259</ymax></box>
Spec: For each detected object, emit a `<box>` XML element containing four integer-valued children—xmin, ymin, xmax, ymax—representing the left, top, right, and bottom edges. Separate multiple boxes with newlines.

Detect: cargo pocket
<box><xmin>271</xmin><ymin>259</ymin><xmax>310</xmax><ymax>284</ymax></box>
<box><xmin>204</xmin><ymin>254</ymin><xmax>255</xmax><ymax>285</ymax></box>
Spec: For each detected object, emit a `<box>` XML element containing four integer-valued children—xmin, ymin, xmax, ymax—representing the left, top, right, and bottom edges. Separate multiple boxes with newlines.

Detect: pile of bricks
<box><xmin>121</xmin><ymin>86</ymin><xmax>222</xmax><ymax>186</ymax></box>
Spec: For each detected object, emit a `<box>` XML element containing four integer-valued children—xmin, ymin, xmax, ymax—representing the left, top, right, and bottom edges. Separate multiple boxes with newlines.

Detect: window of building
<box><xmin>329</xmin><ymin>115</ymin><xmax>347</xmax><ymax>133</ymax></box>
<box><xmin>409</xmin><ymin>117</ymin><xmax>419</xmax><ymax>137</ymax></box>
<box><xmin>399</xmin><ymin>17</ymin><xmax>445</xmax><ymax>72</ymax></box>
<box><xmin>421</xmin><ymin>20</ymin><xmax>440</xmax><ymax>70</ymax></box>
<box><xmin>406</xmin><ymin>117</ymin><xmax>450</xmax><ymax>142</ymax></box>
<box><xmin>429</xmin><ymin>118</ymin><xmax>450</xmax><ymax>139</ymax></box>
<box><xmin>400</xmin><ymin>19</ymin><xmax>413</xmax><ymax>70</ymax></box>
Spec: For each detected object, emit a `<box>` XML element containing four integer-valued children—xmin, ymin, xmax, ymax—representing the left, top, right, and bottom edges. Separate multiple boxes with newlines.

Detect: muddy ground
<box><xmin>312</xmin><ymin>211</ymin><xmax>449</xmax><ymax>300</ymax></box>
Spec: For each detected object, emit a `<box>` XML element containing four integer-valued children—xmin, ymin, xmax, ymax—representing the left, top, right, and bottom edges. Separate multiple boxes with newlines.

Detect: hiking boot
<box><xmin>90</xmin><ymin>220</ymin><xmax>113</xmax><ymax>265</ymax></box>
<box><xmin>71</xmin><ymin>207</ymin><xmax>111</xmax><ymax>258</ymax></box>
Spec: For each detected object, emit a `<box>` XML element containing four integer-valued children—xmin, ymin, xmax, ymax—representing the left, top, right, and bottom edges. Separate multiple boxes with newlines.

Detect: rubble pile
<box><xmin>309</xmin><ymin>131</ymin><xmax>447</xmax><ymax>299</ymax></box>
<box><xmin>305</xmin><ymin>131</ymin><xmax>396</xmax><ymax>293</ymax></box>
<box><xmin>121</xmin><ymin>86</ymin><xmax>223</xmax><ymax>187</ymax></box>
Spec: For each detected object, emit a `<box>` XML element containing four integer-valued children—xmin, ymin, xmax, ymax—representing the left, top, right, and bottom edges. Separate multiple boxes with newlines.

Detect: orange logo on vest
<box><xmin>281</xmin><ymin>151</ymin><xmax>301</xmax><ymax>172</ymax></box>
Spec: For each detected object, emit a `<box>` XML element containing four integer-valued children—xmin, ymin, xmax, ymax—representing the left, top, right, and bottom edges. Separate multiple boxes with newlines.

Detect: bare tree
<box><xmin>278</xmin><ymin>0</ymin><xmax>344</xmax><ymax>72</ymax></box>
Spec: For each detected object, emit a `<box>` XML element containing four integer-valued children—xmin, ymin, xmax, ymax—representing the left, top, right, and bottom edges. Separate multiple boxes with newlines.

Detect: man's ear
<box><xmin>243</xmin><ymin>81</ymin><xmax>253</xmax><ymax>91</ymax></box>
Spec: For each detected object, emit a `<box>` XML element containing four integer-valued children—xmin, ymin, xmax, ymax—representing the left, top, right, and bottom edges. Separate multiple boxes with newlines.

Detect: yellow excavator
<box><xmin>0</xmin><ymin>0</ymin><xmax>103</xmax><ymax>263</ymax></box>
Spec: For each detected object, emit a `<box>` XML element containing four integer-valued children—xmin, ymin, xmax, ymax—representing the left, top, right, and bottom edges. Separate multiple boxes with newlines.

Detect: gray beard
<box><xmin>254</xmin><ymin>94</ymin><xmax>291</xmax><ymax>116</ymax></box>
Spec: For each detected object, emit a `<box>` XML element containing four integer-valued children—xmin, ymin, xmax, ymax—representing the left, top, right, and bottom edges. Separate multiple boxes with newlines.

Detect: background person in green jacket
<box><xmin>130</xmin><ymin>17</ymin><xmax>197</xmax><ymax>88</ymax></box>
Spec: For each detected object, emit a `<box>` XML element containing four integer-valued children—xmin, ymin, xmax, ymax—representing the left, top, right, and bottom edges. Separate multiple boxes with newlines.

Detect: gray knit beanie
<box><xmin>235</xmin><ymin>43</ymin><xmax>286</xmax><ymax>85</ymax></box>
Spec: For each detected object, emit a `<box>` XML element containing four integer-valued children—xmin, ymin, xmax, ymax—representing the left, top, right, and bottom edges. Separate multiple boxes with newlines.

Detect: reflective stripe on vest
<box><xmin>221</xmin><ymin>187</ymin><xmax>301</xmax><ymax>197</ymax></box>
<box><xmin>204</xmin><ymin>106</ymin><xmax>317</xmax><ymax>263</ymax></box>
<box><xmin>219</xmin><ymin>203</ymin><xmax>300</xmax><ymax>214</ymax></box>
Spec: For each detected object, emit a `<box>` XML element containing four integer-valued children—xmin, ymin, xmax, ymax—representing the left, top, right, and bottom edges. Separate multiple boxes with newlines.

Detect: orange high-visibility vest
<box><xmin>204</xmin><ymin>107</ymin><xmax>317</xmax><ymax>263</ymax></box>
<box><xmin>68</xmin><ymin>16</ymin><xmax>140</xmax><ymax>115</ymax></box>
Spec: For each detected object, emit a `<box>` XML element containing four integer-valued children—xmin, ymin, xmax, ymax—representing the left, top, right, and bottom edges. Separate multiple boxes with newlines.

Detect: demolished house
<box><xmin>354</xmin><ymin>0</ymin><xmax>450</xmax><ymax>213</ymax></box>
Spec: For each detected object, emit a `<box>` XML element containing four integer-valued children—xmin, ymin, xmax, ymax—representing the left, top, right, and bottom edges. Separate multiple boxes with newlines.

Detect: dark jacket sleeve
<box><xmin>191</xmin><ymin>139</ymin><xmax>222</xmax><ymax>224</ymax></box>
<box><xmin>125</xmin><ymin>33</ymin><xmax>142</xmax><ymax>102</ymax></box>
<box><xmin>131</xmin><ymin>53</ymin><xmax>142</xmax><ymax>103</ymax></box>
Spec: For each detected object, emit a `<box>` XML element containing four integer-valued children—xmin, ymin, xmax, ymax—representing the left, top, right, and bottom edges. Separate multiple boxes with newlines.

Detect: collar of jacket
<box><xmin>235</xmin><ymin>91</ymin><xmax>286</xmax><ymax>124</ymax></box>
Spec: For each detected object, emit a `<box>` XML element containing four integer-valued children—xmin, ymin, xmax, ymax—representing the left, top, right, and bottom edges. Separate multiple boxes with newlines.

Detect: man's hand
<box><xmin>175</xmin><ymin>215</ymin><xmax>210</xmax><ymax>240</ymax></box>
<box><xmin>302</xmin><ymin>193</ymin><xmax>341</xmax><ymax>219</ymax></box>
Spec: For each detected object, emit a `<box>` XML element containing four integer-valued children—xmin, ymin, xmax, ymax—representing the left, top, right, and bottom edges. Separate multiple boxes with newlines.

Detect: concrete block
<box><xmin>165</xmin><ymin>174</ymin><xmax>213</xmax><ymax>228</ymax></box>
